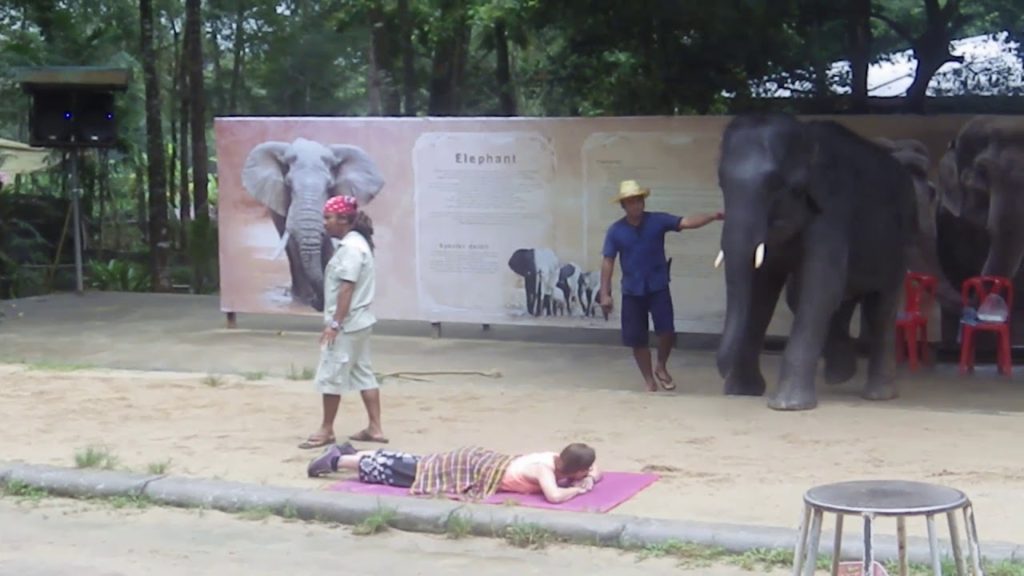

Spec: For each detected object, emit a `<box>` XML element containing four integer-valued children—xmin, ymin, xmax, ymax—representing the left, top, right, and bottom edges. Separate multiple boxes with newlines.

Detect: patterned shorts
<box><xmin>357</xmin><ymin>450</ymin><xmax>420</xmax><ymax>488</ymax></box>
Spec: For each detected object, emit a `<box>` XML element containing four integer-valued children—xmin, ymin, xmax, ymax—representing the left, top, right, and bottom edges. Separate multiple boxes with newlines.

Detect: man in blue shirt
<box><xmin>599</xmin><ymin>180</ymin><xmax>724</xmax><ymax>392</ymax></box>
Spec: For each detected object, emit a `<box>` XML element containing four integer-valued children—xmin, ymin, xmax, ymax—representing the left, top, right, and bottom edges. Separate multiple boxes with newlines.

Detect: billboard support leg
<box><xmin>431</xmin><ymin>322</ymin><xmax>442</xmax><ymax>339</ymax></box>
<box><xmin>226</xmin><ymin>312</ymin><xmax>237</xmax><ymax>329</ymax></box>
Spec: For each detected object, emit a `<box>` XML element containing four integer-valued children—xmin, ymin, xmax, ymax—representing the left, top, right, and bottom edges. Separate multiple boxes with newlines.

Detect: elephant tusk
<box><xmin>714</xmin><ymin>250</ymin><xmax>724</xmax><ymax>269</ymax></box>
<box><xmin>271</xmin><ymin>231</ymin><xmax>291</xmax><ymax>260</ymax></box>
<box><xmin>754</xmin><ymin>243</ymin><xmax>765</xmax><ymax>269</ymax></box>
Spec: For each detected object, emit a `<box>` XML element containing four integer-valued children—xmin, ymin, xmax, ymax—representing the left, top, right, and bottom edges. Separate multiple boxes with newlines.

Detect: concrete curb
<box><xmin>1</xmin><ymin>461</ymin><xmax>1021</xmax><ymax>565</ymax></box>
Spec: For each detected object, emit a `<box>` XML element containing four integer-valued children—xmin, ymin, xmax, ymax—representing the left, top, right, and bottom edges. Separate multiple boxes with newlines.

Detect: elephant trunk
<box><xmin>287</xmin><ymin>196</ymin><xmax>329</xmax><ymax>305</ymax></box>
<box><xmin>716</xmin><ymin>219</ymin><xmax>764</xmax><ymax>378</ymax></box>
<box><xmin>981</xmin><ymin>187</ymin><xmax>1024</xmax><ymax>279</ymax></box>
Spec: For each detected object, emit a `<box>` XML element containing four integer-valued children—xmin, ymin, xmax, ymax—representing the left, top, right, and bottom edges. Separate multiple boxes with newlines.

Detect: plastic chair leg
<box><xmin>906</xmin><ymin>328</ymin><xmax>919</xmax><ymax>371</ymax></box>
<box><xmin>918</xmin><ymin>324</ymin><xmax>930</xmax><ymax>366</ymax></box>
<box><xmin>959</xmin><ymin>327</ymin><xmax>975</xmax><ymax>374</ymax></box>
<box><xmin>999</xmin><ymin>329</ymin><xmax>1012</xmax><ymax>376</ymax></box>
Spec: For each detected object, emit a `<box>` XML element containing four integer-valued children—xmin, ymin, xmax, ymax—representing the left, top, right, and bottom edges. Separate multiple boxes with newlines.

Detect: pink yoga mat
<box><xmin>324</xmin><ymin>471</ymin><xmax>659</xmax><ymax>513</ymax></box>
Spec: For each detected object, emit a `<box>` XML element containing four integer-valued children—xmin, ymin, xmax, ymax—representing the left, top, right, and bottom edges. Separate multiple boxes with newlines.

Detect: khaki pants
<box><xmin>313</xmin><ymin>326</ymin><xmax>378</xmax><ymax>395</ymax></box>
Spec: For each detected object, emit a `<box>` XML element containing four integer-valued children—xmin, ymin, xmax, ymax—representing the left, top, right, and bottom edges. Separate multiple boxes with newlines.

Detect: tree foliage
<box><xmin>0</xmin><ymin>0</ymin><xmax>1019</xmax><ymax>296</ymax></box>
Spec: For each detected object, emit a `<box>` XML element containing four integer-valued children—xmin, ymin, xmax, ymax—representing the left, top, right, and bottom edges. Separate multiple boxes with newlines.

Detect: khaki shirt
<box><xmin>323</xmin><ymin>231</ymin><xmax>376</xmax><ymax>333</ymax></box>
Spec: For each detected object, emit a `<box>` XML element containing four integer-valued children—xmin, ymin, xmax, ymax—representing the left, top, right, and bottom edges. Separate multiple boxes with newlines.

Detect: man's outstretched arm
<box><xmin>677</xmin><ymin>212</ymin><xmax>724</xmax><ymax>231</ymax></box>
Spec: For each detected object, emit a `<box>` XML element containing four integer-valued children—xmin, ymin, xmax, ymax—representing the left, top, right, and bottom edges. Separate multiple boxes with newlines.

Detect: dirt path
<box><xmin>2</xmin><ymin>363</ymin><xmax>1023</xmax><ymax>545</ymax></box>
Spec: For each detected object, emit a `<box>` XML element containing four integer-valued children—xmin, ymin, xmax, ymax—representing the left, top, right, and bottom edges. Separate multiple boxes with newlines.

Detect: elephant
<box><xmin>241</xmin><ymin>137</ymin><xmax>385</xmax><ymax>311</ymax></box>
<box><xmin>556</xmin><ymin>262</ymin><xmax>584</xmax><ymax>316</ymax></box>
<box><xmin>715</xmin><ymin>113</ymin><xmax>917</xmax><ymax>411</ymax></box>
<box><xmin>508</xmin><ymin>247</ymin><xmax>560</xmax><ymax>316</ymax></box>
<box><xmin>935</xmin><ymin>117</ymin><xmax>1024</xmax><ymax>335</ymax></box>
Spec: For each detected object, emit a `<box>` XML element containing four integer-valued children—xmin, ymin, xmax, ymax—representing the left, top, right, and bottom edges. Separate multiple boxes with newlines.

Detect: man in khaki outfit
<box><xmin>299</xmin><ymin>195</ymin><xmax>388</xmax><ymax>448</ymax></box>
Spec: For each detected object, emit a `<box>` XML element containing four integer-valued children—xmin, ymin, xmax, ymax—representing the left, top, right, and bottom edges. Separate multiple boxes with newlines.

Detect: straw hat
<box><xmin>612</xmin><ymin>179</ymin><xmax>650</xmax><ymax>204</ymax></box>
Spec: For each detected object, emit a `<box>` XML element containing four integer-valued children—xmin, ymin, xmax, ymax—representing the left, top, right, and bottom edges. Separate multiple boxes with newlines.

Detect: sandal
<box><xmin>349</xmin><ymin>429</ymin><xmax>389</xmax><ymax>444</ymax></box>
<box><xmin>298</xmin><ymin>435</ymin><xmax>336</xmax><ymax>450</ymax></box>
<box><xmin>655</xmin><ymin>370</ymin><xmax>676</xmax><ymax>391</ymax></box>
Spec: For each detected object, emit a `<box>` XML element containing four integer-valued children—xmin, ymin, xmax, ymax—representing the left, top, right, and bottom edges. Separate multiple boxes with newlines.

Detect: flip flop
<box><xmin>349</xmin><ymin>429</ymin><xmax>389</xmax><ymax>444</ymax></box>
<box><xmin>298</xmin><ymin>435</ymin><xmax>335</xmax><ymax>450</ymax></box>
<box><xmin>655</xmin><ymin>370</ymin><xmax>676</xmax><ymax>391</ymax></box>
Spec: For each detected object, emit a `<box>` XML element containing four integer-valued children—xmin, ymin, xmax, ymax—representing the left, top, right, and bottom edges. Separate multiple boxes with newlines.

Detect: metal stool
<box><xmin>792</xmin><ymin>480</ymin><xmax>985</xmax><ymax>576</ymax></box>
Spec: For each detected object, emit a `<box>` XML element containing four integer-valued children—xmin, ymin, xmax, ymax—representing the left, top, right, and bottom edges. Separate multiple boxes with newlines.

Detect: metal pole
<box><xmin>70</xmin><ymin>150</ymin><xmax>83</xmax><ymax>294</ymax></box>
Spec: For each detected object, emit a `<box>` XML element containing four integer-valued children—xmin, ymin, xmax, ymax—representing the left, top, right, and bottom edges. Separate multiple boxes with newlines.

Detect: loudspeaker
<box><xmin>28</xmin><ymin>87</ymin><xmax>117</xmax><ymax>148</ymax></box>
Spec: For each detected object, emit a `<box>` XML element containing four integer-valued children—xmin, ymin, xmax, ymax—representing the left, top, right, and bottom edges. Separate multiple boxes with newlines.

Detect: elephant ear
<box><xmin>328</xmin><ymin>145</ymin><xmax>385</xmax><ymax>206</ymax></box>
<box><xmin>242</xmin><ymin>141</ymin><xmax>291</xmax><ymax>216</ymax></box>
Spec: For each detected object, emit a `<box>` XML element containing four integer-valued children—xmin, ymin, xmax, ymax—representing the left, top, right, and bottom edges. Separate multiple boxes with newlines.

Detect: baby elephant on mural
<box><xmin>242</xmin><ymin>137</ymin><xmax>385</xmax><ymax>311</ymax></box>
<box><xmin>715</xmin><ymin>113</ymin><xmax>916</xmax><ymax>411</ymax></box>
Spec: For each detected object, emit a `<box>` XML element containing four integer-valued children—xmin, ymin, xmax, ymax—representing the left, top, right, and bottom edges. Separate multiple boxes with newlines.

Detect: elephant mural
<box><xmin>507</xmin><ymin>247</ymin><xmax>559</xmax><ymax>316</ymax></box>
<box><xmin>241</xmin><ymin>137</ymin><xmax>385</xmax><ymax>311</ymax></box>
<box><xmin>715</xmin><ymin>113</ymin><xmax>916</xmax><ymax>411</ymax></box>
<box><xmin>934</xmin><ymin>116</ymin><xmax>1024</xmax><ymax>339</ymax></box>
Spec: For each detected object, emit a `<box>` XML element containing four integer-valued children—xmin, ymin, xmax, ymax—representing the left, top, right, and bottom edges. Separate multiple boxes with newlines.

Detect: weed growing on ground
<box><xmin>146</xmin><ymin>460</ymin><xmax>172</xmax><ymax>475</ymax></box>
<box><xmin>74</xmin><ymin>445</ymin><xmax>119</xmax><ymax>469</ymax></box>
<box><xmin>238</xmin><ymin>507</ymin><xmax>274</xmax><ymax>522</ymax></box>
<box><xmin>104</xmin><ymin>495</ymin><xmax>151</xmax><ymax>510</ymax></box>
<box><xmin>445</xmin><ymin>513</ymin><xmax>472</xmax><ymax>539</ymax></box>
<box><xmin>504</xmin><ymin>523</ymin><xmax>552</xmax><ymax>549</ymax></box>
<box><xmin>242</xmin><ymin>371</ymin><xmax>266</xmax><ymax>381</ymax></box>
<box><xmin>0</xmin><ymin>480</ymin><xmax>47</xmax><ymax>502</ymax></box>
<box><xmin>287</xmin><ymin>364</ymin><xmax>315</xmax><ymax>380</ymax></box>
<box><xmin>352</xmin><ymin>508</ymin><xmax>396</xmax><ymax>536</ymax></box>
<box><xmin>200</xmin><ymin>374</ymin><xmax>225</xmax><ymax>387</ymax></box>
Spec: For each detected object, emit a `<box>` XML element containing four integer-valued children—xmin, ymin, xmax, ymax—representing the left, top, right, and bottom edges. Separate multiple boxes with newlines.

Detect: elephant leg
<box><xmin>271</xmin><ymin>212</ymin><xmax>312</xmax><ymax>304</ymax></box>
<box><xmin>310</xmin><ymin>235</ymin><xmax>335</xmax><ymax>313</ymax></box>
<box><xmin>769</xmin><ymin>241</ymin><xmax>846</xmax><ymax>411</ymax></box>
<box><xmin>823</xmin><ymin>298</ymin><xmax>860</xmax><ymax>385</ymax></box>
<box><xmin>724</xmin><ymin>266</ymin><xmax>788</xmax><ymax>397</ymax></box>
<box><xmin>524</xmin><ymin>272</ymin><xmax>537</xmax><ymax>315</ymax></box>
<box><xmin>860</xmin><ymin>289</ymin><xmax>901</xmax><ymax>401</ymax></box>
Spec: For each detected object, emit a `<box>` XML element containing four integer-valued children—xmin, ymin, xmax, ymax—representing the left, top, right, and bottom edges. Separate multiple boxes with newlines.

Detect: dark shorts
<box><xmin>620</xmin><ymin>289</ymin><xmax>675</xmax><ymax>347</ymax></box>
<box><xmin>357</xmin><ymin>450</ymin><xmax>421</xmax><ymax>488</ymax></box>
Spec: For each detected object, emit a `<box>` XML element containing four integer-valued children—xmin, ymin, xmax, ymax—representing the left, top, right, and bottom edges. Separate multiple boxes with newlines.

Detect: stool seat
<box><xmin>791</xmin><ymin>480</ymin><xmax>985</xmax><ymax>576</ymax></box>
<box><xmin>805</xmin><ymin>480</ymin><xmax>968</xmax><ymax>516</ymax></box>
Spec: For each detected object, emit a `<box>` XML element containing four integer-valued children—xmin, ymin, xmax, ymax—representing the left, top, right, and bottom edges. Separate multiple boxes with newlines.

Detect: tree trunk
<box><xmin>229</xmin><ymin>0</ymin><xmax>246</xmax><ymax>113</ymax></box>
<box><xmin>168</xmin><ymin>19</ymin><xmax>180</xmax><ymax>246</ymax></box>
<box><xmin>494</xmin><ymin>19</ymin><xmax>516</xmax><ymax>116</ymax></box>
<box><xmin>208</xmin><ymin>13</ymin><xmax>225</xmax><ymax>116</ymax></box>
<box><xmin>427</xmin><ymin>0</ymin><xmax>468</xmax><ymax>116</ymax></box>
<box><xmin>186</xmin><ymin>0</ymin><xmax>208</xmax><ymax>220</ymax></box>
<box><xmin>367</xmin><ymin>13</ymin><xmax>383</xmax><ymax>115</ymax></box>
<box><xmin>179</xmin><ymin>9</ymin><xmax>193</xmax><ymax>249</ymax></box>
<box><xmin>846</xmin><ymin>0</ymin><xmax>872</xmax><ymax>112</ymax></box>
<box><xmin>140</xmin><ymin>0</ymin><xmax>169</xmax><ymax>291</ymax></box>
<box><xmin>398</xmin><ymin>0</ymin><xmax>416</xmax><ymax>115</ymax></box>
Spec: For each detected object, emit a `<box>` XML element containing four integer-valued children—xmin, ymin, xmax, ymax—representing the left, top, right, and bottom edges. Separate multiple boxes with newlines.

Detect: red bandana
<box><xmin>324</xmin><ymin>195</ymin><xmax>358</xmax><ymax>215</ymax></box>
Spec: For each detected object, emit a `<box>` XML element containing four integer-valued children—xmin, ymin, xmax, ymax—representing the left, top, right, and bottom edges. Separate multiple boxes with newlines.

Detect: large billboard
<box><xmin>214</xmin><ymin>114</ymin><xmax>1023</xmax><ymax>341</ymax></box>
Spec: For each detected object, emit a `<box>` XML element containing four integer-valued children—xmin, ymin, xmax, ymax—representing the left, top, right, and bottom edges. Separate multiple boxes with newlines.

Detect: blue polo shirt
<box><xmin>602</xmin><ymin>211</ymin><xmax>681</xmax><ymax>296</ymax></box>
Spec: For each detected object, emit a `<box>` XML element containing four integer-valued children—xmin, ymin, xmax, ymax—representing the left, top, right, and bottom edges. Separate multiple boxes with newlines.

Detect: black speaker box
<box><xmin>28</xmin><ymin>87</ymin><xmax>117</xmax><ymax>148</ymax></box>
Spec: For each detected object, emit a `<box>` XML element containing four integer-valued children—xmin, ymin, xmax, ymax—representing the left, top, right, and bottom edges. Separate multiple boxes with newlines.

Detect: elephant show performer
<box><xmin>599</xmin><ymin>180</ymin><xmax>724</xmax><ymax>392</ymax></box>
<box><xmin>307</xmin><ymin>442</ymin><xmax>602</xmax><ymax>504</ymax></box>
<box><xmin>299</xmin><ymin>195</ymin><xmax>388</xmax><ymax>449</ymax></box>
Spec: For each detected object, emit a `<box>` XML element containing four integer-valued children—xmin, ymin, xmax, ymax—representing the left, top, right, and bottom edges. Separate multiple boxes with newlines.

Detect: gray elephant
<box><xmin>715</xmin><ymin>113</ymin><xmax>916</xmax><ymax>411</ymax></box>
<box><xmin>241</xmin><ymin>137</ymin><xmax>385</xmax><ymax>311</ymax></box>
<box><xmin>935</xmin><ymin>117</ymin><xmax>1024</xmax><ymax>341</ymax></box>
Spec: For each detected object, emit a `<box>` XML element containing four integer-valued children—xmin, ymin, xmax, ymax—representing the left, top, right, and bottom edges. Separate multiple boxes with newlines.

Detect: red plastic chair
<box><xmin>959</xmin><ymin>275</ymin><xmax>1014</xmax><ymax>376</ymax></box>
<box><xmin>895</xmin><ymin>272</ymin><xmax>937</xmax><ymax>371</ymax></box>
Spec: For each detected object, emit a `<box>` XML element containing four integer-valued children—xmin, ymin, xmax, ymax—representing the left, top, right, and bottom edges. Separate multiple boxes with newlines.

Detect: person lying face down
<box><xmin>308</xmin><ymin>442</ymin><xmax>602</xmax><ymax>504</ymax></box>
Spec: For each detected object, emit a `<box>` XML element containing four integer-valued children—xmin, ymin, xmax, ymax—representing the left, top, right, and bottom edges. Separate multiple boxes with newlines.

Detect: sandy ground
<box><xmin>0</xmin><ymin>497</ymin><xmax>789</xmax><ymax>576</ymax></box>
<box><xmin>2</xmin><ymin>362</ymin><xmax>1024</xmax><ymax>546</ymax></box>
